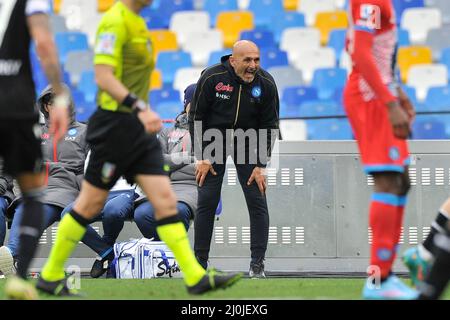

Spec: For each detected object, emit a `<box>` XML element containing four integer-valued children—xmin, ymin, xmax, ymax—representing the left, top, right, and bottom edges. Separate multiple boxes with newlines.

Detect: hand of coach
<box><xmin>195</xmin><ymin>159</ymin><xmax>217</xmax><ymax>187</ymax></box>
<box><xmin>247</xmin><ymin>167</ymin><xmax>267</xmax><ymax>196</ymax></box>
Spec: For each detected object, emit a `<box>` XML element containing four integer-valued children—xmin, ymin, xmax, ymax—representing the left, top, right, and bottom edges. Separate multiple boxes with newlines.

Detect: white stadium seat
<box><xmin>268</xmin><ymin>66</ymin><xmax>304</xmax><ymax>95</ymax></box>
<box><xmin>401</xmin><ymin>7</ymin><xmax>442</xmax><ymax>44</ymax></box>
<box><xmin>339</xmin><ymin>50</ymin><xmax>352</xmax><ymax>75</ymax></box>
<box><xmin>407</xmin><ymin>64</ymin><xmax>448</xmax><ymax>101</ymax></box>
<box><xmin>292</xmin><ymin>48</ymin><xmax>336</xmax><ymax>84</ymax></box>
<box><xmin>60</xmin><ymin>0</ymin><xmax>97</xmax><ymax>30</ymax></box>
<box><xmin>280</xmin><ymin>27</ymin><xmax>321</xmax><ymax>65</ymax></box>
<box><xmin>297</xmin><ymin>0</ymin><xmax>336</xmax><ymax>26</ymax></box>
<box><xmin>279</xmin><ymin>119</ymin><xmax>307</xmax><ymax>141</ymax></box>
<box><xmin>173</xmin><ymin>67</ymin><xmax>204</xmax><ymax>93</ymax></box>
<box><xmin>169</xmin><ymin>11</ymin><xmax>211</xmax><ymax>47</ymax></box>
<box><xmin>182</xmin><ymin>30</ymin><xmax>224</xmax><ymax>67</ymax></box>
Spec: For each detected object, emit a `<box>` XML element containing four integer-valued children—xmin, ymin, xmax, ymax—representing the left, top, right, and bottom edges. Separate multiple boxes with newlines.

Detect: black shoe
<box><xmin>36</xmin><ymin>275</ymin><xmax>80</xmax><ymax>297</ymax></box>
<box><xmin>187</xmin><ymin>269</ymin><xmax>242</xmax><ymax>295</ymax></box>
<box><xmin>249</xmin><ymin>260</ymin><xmax>266</xmax><ymax>279</ymax></box>
<box><xmin>90</xmin><ymin>257</ymin><xmax>111</xmax><ymax>278</ymax></box>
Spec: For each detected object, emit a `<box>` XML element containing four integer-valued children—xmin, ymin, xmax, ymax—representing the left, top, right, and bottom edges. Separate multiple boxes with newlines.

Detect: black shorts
<box><xmin>0</xmin><ymin>118</ymin><xmax>42</xmax><ymax>177</ymax></box>
<box><xmin>84</xmin><ymin>108</ymin><xmax>167</xmax><ymax>190</ymax></box>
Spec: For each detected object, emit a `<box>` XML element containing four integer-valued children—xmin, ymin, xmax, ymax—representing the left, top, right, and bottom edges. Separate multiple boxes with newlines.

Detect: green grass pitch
<box><xmin>0</xmin><ymin>278</ymin><xmax>448</xmax><ymax>300</ymax></box>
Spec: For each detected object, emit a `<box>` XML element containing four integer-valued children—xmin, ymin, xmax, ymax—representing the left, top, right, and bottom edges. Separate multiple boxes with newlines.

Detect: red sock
<box><xmin>390</xmin><ymin>204</ymin><xmax>405</xmax><ymax>265</ymax></box>
<box><xmin>369</xmin><ymin>198</ymin><xmax>399</xmax><ymax>279</ymax></box>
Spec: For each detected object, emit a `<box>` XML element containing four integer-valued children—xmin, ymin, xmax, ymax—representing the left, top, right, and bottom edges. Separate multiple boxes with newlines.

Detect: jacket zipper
<box><xmin>231</xmin><ymin>85</ymin><xmax>243</xmax><ymax>144</ymax></box>
<box><xmin>233</xmin><ymin>85</ymin><xmax>242</xmax><ymax>127</ymax></box>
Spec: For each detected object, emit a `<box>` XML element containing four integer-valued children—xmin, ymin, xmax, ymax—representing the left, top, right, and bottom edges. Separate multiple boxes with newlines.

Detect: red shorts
<box><xmin>344</xmin><ymin>93</ymin><xmax>410</xmax><ymax>174</ymax></box>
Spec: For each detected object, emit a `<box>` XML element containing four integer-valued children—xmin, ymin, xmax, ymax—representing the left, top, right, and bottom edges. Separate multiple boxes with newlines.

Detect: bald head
<box><xmin>232</xmin><ymin>40</ymin><xmax>259</xmax><ymax>56</ymax></box>
<box><xmin>229</xmin><ymin>40</ymin><xmax>260</xmax><ymax>83</ymax></box>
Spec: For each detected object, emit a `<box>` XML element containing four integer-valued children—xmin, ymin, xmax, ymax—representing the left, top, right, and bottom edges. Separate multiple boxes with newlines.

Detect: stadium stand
<box><xmin>182</xmin><ymin>30</ymin><xmax>224</xmax><ymax>66</ymax></box>
<box><xmin>169</xmin><ymin>11</ymin><xmax>210</xmax><ymax>47</ymax></box>
<box><xmin>156</xmin><ymin>51</ymin><xmax>193</xmax><ymax>86</ymax></box>
<box><xmin>401</xmin><ymin>7</ymin><xmax>442</xmax><ymax>44</ymax></box>
<box><xmin>216</xmin><ymin>11</ymin><xmax>254</xmax><ymax>48</ymax></box>
<box><xmin>314</xmin><ymin>10</ymin><xmax>348</xmax><ymax>45</ymax></box>
<box><xmin>248</xmin><ymin>0</ymin><xmax>284</xmax><ymax>29</ymax></box>
<box><xmin>31</xmin><ymin>0</ymin><xmax>450</xmax><ymax>139</ymax></box>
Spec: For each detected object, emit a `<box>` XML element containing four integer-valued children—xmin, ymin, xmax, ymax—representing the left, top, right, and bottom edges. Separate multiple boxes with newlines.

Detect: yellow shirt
<box><xmin>94</xmin><ymin>1</ymin><xmax>154</xmax><ymax>112</ymax></box>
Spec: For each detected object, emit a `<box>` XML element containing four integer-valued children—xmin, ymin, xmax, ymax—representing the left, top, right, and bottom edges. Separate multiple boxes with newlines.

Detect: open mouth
<box><xmin>245</xmin><ymin>70</ymin><xmax>256</xmax><ymax>77</ymax></box>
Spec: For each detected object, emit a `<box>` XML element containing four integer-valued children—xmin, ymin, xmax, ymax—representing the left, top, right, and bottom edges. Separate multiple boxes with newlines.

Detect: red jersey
<box><xmin>345</xmin><ymin>0</ymin><xmax>398</xmax><ymax>104</ymax></box>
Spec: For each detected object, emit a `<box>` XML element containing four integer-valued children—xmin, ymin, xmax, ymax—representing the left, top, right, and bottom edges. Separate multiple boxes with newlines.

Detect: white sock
<box><xmin>418</xmin><ymin>244</ymin><xmax>433</xmax><ymax>262</ymax></box>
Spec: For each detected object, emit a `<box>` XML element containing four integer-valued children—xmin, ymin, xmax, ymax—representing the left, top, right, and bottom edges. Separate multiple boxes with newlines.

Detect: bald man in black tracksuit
<box><xmin>188</xmin><ymin>40</ymin><xmax>279</xmax><ymax>278</ymax></box>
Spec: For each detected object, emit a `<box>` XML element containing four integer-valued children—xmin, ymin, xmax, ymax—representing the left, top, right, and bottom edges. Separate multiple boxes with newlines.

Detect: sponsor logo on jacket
<box><xmin>215</xmin><ymin>82</ymin><xmax>234</xmax><ymax>92</ymax></box>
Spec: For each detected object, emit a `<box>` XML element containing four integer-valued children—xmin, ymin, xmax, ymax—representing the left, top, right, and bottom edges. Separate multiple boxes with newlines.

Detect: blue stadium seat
<box><xmin>248</xmin><ymin>0</ymin><xmax>284</xmax><ymax>29</ymax></box>
<box><xmin>279</xmin><ymin>104</ymin><xmax>302</xmax><ymax>118</ymax></box>
<box><xmin>154</xmin><ymin>101</ymin><xmax>183</xmax><ymax>120</ymax></box>
<box><xmin>307</xmin><ymin>119</ymin><xmax>353</xmax><ymax>140</ymax></box>
<box><xmin>149</xmin><ymin>89</ymin><xmax>181</xmax><ymax>107</ymax></box>
<box><xmin>260</xmin><ymin>48</ymin><xmax>288</xmax><ymax>69</ymax></box>
<box><xmin>156</xmin><ymin>51</ymin><xmax>192</xmax><ymax>86</ymax></box>
<box><xmin>413</xmin><ymin>118</ymin><xmax>447</xmax><ymax>139</ymax></box>
<box><xmin>282</xmin><ymin>86</ymin><xmax>318</xmax><ymax>107</ymax></box>
<box><xmin>311</xmin><ymin>68</ymin><xmax>347</xmax><ymax>100</ymax></box>
<box><xmin>55</xmin><ymin>32</ymin><xmax>89</xmax><ymax>64</ymax></box>
<box><xmin>78</xmin><ymin>71</ymin><xmax>97</xmax><ymax>103</ymax></box>
<box><xmin>393</xmin><ymin>0</ymin><xmax>425</xmax><ymax>24</ymax></box>
<box><xmin>440</xmin><ymin>47</ymin><xmax>450</xmax><ymax>80</ymax></box>
<box><xmin>75</xmin><ymin>100</ymin><xmax>96</xmax><ymax>123</ymax></box>
<box><xmin>398</xmin><ymin>28</ymin><xmax>411</xmax><ymax>47</ymax></box>
<box><xmin>72</xmin><ymin>89</ymin><xmax>96</xmax><ymax>122</ymax></box>
<box><xmin>424</xmin><ymin>85</ymin><xmax>450</xmax><ymax>111</ymax></box>
<box><xmin>270</xmin><ymin>11</ymin><xmax>305</xmax><ymax>44</ymax></box>
<box><xmin>328</xmin><ymin>29</ymin><xmax>347</xmax><ymax>58</ymax></box>
<box><xmin>72</xmin><ymin>89</ymin><xmax>86</xmax><ymax>107</ymax></box>
<box><xmin>207</xmin><ymin>49</ymin><xmax>232</xmax><ymax>66</ymax></box>
<box><xmin>401</xmin><ymin>85</ymin><xmax>419</xmax><ymax>105</ymax></box>
<box><xmin>203</xmin><ymin>0</ymin><xmax>238</xmax><ymax>26</ymax></box>
<box><xmin>141</xmin><ymin>10</ymin><xmax>167</xmax><ymax>29</ymax></box>
<box><xmin>332</xmin><ymin>88</ymin><xmax>345</xmax><ymax>115</ymax></box>
<box><xmin>150</xmin><ymin>0</ymin><xmax>161</xmax><ymax>10</ymax></box>
<box><xmin>299</xmin><ymin>100</ymin><xmax>340</xmax><ymax>118</ymax></box>
<box><xmin>159</xmin><ymin>0</ymin><xmax>194</xmax><ymax>28</ymax></box>
<box><xmin>240</xmin><ymin>30</ymin><xmax>275</xmax><ymax>49</ymax></box>
<box><xmin>33</xmin><ymin>69</ymin><xmax>48</xmax><ymax>95</ymax></box>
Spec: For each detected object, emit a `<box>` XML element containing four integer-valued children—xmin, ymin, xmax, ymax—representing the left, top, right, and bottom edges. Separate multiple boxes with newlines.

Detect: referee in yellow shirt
<box><xmin>36</xmin><ymin>0</ymin><xmax>241</xmax><ymax>296</ymax></box>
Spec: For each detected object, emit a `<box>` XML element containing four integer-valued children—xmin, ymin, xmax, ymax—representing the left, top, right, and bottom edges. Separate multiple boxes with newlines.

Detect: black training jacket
<box><xmin>188</xmin><ymin>55</ymin><xmax>279</xmax><ymax>167</ymax></box>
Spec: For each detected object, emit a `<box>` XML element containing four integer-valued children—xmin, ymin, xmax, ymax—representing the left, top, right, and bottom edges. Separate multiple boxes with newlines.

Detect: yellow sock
<box><xmin>41</xmin><ymin>214</ymin><xmax>86</xmax><ymax>281</ymax></box>
<box><xmin>157</xmin><ymin>221</ymin><xmax>206</xmax><ymax>286</ymax></box>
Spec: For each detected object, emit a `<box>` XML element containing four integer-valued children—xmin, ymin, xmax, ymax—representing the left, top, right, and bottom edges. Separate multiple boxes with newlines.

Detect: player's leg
<box><xmin>235</xmin><ymin>163</ymin><xmax>269</xmax><ymax>278</ymax></box>
<box><xmin>194</xmin><ymin>163</ymin><xmax>225</xmax><ymax>269</ymax></box>
<box><xmin>371</xmin><ymin>171</ymin><xmax>410</xmax><ymax>278</ymax></box>
<box><xmin>59</xmin><ymin>203</ymin><xmax>113</xmax><ymax>278</ymax></box>
<box><xmin>136</xmin><ymin>174</ymin><xmax>241</xmax><ymax>294</ymax></box>
<box><xmin>89</xmin><ymin>191</ymin><xmax>135</xmax><ymax>278</ymax></box>
<box><xmin>417</xmin><ymin>226</ymin><xmax>450</xmax><ymax>300</ymax></box>
<box><xmin>0</xmin><ymin>197</ymin><xmax>7</xmax><ymax>246</ymax></box>
<box><xmin>403</xmin><ymin>197</ymin><xmax>450</xmax><ymax>286</ymax></box>
<box><xmin>345</xmin><ymin>95</ymin><xmax>416</xmax><ymax>299</ymax></box>
<box><xmin>3</xmin><ymin>117</ymin><xmax>45</xmax><ymax>299</ymax></box>
<box><xmin>134</xmin><ymin>200</ymin><xmax>159</xmax><ymax>239</ymax></box>
<box><xmin>37</xmin><ymin>181</ymin><xmax>108</xmax><ymax>294</ymax></box>
<box><xmin>101</xmin><ymin>190</ymin><xmax>135</xmax><ymax>245</ymax></box>
<box><xmin>2</xmin><ymin>203</ymin><xmax>61</xmax><ymax>275</ymax></box>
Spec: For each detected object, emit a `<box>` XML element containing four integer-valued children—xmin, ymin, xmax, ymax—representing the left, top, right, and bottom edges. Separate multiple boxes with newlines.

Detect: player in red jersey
<box><xmin>344</xmin><ymin>0</ymin><xmax>417</xmax><ymax>299</ymax></box>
